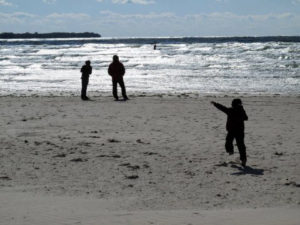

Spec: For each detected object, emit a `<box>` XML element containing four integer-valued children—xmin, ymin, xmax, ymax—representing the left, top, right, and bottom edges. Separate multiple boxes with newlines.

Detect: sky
<box><xmin>0</xmin><ymin>0</ymin><xmax>300</xmax><ymax>37</ymax></box>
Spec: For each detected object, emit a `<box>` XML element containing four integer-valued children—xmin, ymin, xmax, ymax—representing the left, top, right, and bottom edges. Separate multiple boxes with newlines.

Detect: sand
<box><xmin>0</xmin><ymin>95</ymin><xmax>299</xmax><ymax>224</ymax></box>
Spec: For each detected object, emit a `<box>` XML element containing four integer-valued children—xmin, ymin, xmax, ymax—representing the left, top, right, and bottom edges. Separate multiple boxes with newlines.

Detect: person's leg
<box><xmin>225</xmin><ymin>133</ymin><xmax>234</xmax><ymax>155</ymax></box>
<box><xmin>236</xmin><ymin>133</ymin><xmax>247</xmax><ymax>166</ymax></box>
<box><xmin>81</xmin><ymin>78</ymin><xmax>88</xmax><ymax>99</ymax></box>
<box><xmin>85</xmin><ymin>78</ymin><xmax>89</xmax><ymax>98</ymax></box>
<box><xmin>118</xmin><ymin>78</ymin><xmax>128</xmax><ymax>100</ymax></box>
<box><xmin>112</xmin><ymin>79</ymin><xmax>118</xmax><ymax>100</ymax></box>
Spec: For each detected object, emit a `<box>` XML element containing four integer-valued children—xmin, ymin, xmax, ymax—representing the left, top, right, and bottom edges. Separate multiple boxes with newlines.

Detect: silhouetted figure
<box><xmin>154</xmin><ymin>43</ymin><xmax>157</xmax><ymax>50</ymax></box>
<box><xmin>80</xmin><ymin>60</ymin><xmax>92</xmax><ymax>100</ymax></box>
<box><xmin>211</xmin><ymin>99</ymin><xmax>248</xmax><ymax>167</ymax></box>
<box><xmin>108</xmin><ymin>55</ymin><xmax>129</xmax><ymax>101</ymax></box>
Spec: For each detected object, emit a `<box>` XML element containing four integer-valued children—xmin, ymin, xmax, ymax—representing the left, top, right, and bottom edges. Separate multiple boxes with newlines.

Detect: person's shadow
<box><xmin>231</xmin><ymin>164</ymin><xmax>264</xmax><ymax>176</ymax></box>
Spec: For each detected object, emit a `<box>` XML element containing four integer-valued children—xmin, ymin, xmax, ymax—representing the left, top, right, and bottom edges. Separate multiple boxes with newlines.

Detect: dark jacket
<box><xmin>213</xmin><ymin>102</ymin><xmax>248</xmax><ymax>133</ymax></box>
<box><xmin>108</xmin><ymin>61</ymin><xmax>125</xmax><ymax>80</ymax></box>
<box><xmin>81</xmin><ymin>65</ymin><xmax>92</xmax><ymax>79</ymax></box>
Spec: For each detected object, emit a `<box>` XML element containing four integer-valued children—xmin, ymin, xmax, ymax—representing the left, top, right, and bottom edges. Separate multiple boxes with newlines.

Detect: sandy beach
<box><xmin>0</xmin><ymin>95</ymin><xmax>299</xmax><ymax>224</ymax></box>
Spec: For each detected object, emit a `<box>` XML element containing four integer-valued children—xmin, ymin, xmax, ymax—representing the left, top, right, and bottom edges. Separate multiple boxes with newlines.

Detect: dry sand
<box><xmin>0</xmin><ymin>95</ymin><xmax>299</xmax><ymax>224</ymax></box>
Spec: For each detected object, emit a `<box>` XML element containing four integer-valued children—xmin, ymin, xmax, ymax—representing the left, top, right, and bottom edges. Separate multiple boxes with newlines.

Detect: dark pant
<box><xmin>81</xmin><ymin>78</ymin><xmax>89</xmax><ymax>98</ymax></box>
<box><xmin>112</xmin><ymin>78</ymin><xmax>128</xmax><ymax>100</ymax></box>
<box><xmin>225</xmin><ymin>132</ymin><xmax>247</xmax><ymax>162</ymax></box>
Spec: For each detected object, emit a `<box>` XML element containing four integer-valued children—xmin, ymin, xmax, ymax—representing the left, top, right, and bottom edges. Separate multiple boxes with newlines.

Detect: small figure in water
<box><xmin>153</xmin><ymin>43</ymin><xmax>157</xmax><ymax>50</ymax></box>
<box><xmin>211</xmin><ymin>99</ymin><xmax>248</xmax><ymax>167</ymax></box>
<box><xmin>80</xmin><ymin>60</ymin><xmax>92</xmax><ymax>100</ymax></box>
<box><xmin>108</xmin><ymin>55</ymin><xmax>129</xmax><ymax>101</ymax></box>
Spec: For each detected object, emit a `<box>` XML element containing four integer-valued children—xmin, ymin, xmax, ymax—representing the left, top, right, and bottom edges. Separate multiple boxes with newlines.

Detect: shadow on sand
<box><xmin>231</xmin><ymin>164</ymin><xmax>264</xmax><ymax>176</ymax></box>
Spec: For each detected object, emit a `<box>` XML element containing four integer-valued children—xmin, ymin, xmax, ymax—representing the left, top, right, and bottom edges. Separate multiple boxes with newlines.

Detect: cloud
<box><xmin>116</xmin><ymin>0</ymin><xmax>155</xmax><ymax>4</ymax></box>
<box><xmin>97</xmin><ymin>0</ymin><xmax>155</xmax><ymax>4</ymax></box>
<box><xmin>100</xmin><ymin>10</ymin><xmax>174</xmax><ymax>19</ymax></box>
<box><xmin>43</xmin><ymin>0</ymin><xmax>56</xmax><ymax>4</ymax></box>
<box><xmin>46</xmin><ymin>13</ymin><xmax>90</xmax><ymax>20</ymax></box>
<box><xmin>0</xmin><ymin>11</ymin><xmax>299</xmax><ymax>36</ymax></box>
<box><xmin>0</xmin><ymin>0</ymin><xmax>12</xmax><ymax>6</ymax></box>
<box><xmin>95</xmin><ymin>11</ymin><xmax>300</xmax><ymax>36</ymax></box>
<box><xmin>0</xmin><ymin>12</ymin><xmax>36</xmax><ymax>24</ymax></box>
<box><xmin>2</xmin><ymin>12</ymin><xmax>34</xmax><ymax>20</ymax></box>
<box><xmin>0</xmin><ymin>12</ymin><xmax>92</xmax><ymax>32</ymax></box>
<box><xmin>292</xmin><ymin>0</ymin><xmax>300</xmax><ymax>4</ymax></box>
<box><xmin>183</xmin><ymin>12</ymin><xmax>300</xmax><ymax>36</ymax></box>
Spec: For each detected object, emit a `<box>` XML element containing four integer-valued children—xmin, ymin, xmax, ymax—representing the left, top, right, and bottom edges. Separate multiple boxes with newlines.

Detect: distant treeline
<box><xmin>0</xmin><ymin>32</ymin><xmax>101</xmax><ymax>39</ymax></box>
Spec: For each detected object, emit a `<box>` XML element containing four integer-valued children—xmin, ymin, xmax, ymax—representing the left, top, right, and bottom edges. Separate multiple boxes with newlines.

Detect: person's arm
<box><xmin>211</xmin><ymin>101</ymin><xmax>229</xmax><ymax>114</ymax></box>
<box><xmin>89</xmin><ymin>66</ymin><xmax>92</xmax><ymax>75</ymax></box>
<box><xmin>108</xmin><ymin>64</ymin><xmax>112</xmax><ymax>76</ymax></box>
<box><xmin>120</xmin><ymin>63</ymin><xmax>125</xmax><ymax>76</ymax></box>
<box><xmin>242</xmin><ymin>107</ymin><xmax>248</xmax><ymax>121</ymax></box>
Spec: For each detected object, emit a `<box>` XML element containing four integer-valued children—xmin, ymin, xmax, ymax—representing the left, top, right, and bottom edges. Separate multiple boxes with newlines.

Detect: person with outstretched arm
<box><xmin>211</xmin><ymin>99</ymin><xmax>248</xmax><ymax>167</ymax></box>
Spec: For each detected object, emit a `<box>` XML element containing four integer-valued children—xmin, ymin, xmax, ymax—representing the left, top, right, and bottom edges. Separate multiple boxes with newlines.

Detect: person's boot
<box><xmin>241</xmin><ymin>159</ymin><xmax>247</xmax><ymax>167</ymax></box>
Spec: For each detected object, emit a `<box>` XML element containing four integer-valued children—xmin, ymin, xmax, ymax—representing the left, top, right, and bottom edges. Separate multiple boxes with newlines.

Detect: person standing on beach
<box><xmin>211</xmin><ymin>99</ymin><xmax>248</xmax><ymax>166</ymax></box>
<box><xmin>80</xmin><ymin>60</ymin><xmax>92</xmax><ymax>100</ymax></box>
<box><xmin>108</xmin><ymin>55</ymin><xmax>129</xmax><ymax>101</ymax></box>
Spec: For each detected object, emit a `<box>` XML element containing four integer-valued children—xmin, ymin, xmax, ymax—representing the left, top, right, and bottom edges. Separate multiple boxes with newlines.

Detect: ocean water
<box><xmin>0</xmin><ymin>37</ymin><xmax>299</xmax><ymax>96</ymax></box>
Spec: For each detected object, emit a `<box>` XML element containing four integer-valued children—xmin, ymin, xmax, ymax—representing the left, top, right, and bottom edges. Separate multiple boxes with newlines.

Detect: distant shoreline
<box><xmin>0</xmin><ymin>32</ymin><xmax>101</xmax><ymax>39</ymax></box>
<box><xmin>1</xmin><ymin>35</ymin><xmax>299</xmax><ymax>43</ymax></box>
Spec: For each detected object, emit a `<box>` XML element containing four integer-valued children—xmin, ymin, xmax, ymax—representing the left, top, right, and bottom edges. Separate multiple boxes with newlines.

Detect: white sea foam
<box><xmin>0</xmin><ymin>38</ymin><xmax>299</xmax><ymax>96</ymax></box>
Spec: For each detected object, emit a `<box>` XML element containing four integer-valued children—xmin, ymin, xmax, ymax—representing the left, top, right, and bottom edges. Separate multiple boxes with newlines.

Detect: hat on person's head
<box><xmin>232</xmin><ymin>98</ymin><xmax>242</xmax><ymax>107</ymax></box>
